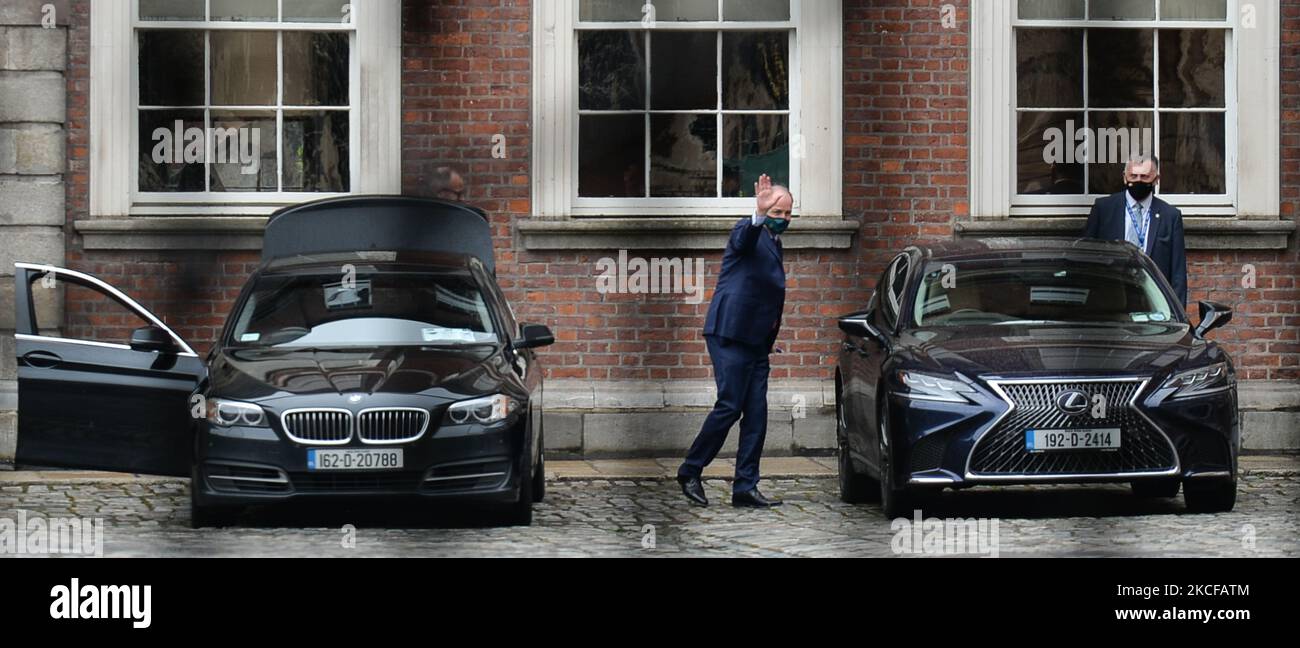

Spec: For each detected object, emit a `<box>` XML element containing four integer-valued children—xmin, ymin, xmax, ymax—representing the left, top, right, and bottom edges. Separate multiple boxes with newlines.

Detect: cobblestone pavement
<box><xmin>2</xmin><ymin>472</ymin><xmax>1296</xmax><ymax>557</ymax></box>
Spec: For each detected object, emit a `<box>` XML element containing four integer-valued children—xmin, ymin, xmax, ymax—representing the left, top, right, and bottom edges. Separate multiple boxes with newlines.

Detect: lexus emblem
<box><xmin>1054</xmin><ymin>389</ymin><xmax>1090</xmax><ymax>416</ymax></box>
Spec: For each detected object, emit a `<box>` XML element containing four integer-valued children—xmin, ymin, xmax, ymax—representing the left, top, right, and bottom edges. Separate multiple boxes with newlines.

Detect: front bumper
<box><xmin>886</xmin><ymin>376</ymin><xmax>1238</xmax><ymax>489</ymax></box>
<box><xmin>193</xmin><ymin>416</ymin><xmax>527</xmax><ymax>506</ymax></box>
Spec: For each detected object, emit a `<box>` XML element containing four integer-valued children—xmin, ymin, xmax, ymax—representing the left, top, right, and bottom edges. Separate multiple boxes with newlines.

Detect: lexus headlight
<box><xmin>446</xmin><ymin>394</ymin><xmax>519</xmax><ymax>425</ymax></box>
<box><xmin>897</xmin><ymin>371</ymin><xmax>977</xmax><ymax>404</ymax></box>
<box><xmin>205</xmin><ymin>398</ymin><xmax>267</xmax><ymax>427</ymax></box>
<box><xmin>1162</xmin><ymin>362</ymin><xmax>1231</xmax><ymax>399</ymax></box>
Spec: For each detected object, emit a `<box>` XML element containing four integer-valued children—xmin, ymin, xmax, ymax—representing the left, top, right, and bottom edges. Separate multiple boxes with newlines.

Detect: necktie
<box><xmin>1127</xmin><ymin>201</ymin><xmax>1149</xmax><ymax>252</ymax></box>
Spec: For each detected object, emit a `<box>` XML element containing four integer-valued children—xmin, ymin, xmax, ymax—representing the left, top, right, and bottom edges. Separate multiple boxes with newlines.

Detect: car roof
<box><xmin>907</xmin><ymin>237</ymin><xmax>1144</xmax><ymax>264</ymax></box>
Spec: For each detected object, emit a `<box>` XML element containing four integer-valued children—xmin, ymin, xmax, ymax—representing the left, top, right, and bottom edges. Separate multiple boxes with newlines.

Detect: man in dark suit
<box><xmin>677</xmin><ymin>174</ymin><xmax>790</xmax><ymax>508</ymax></box>
<box><xmin>1083</xmin><ymin>154</ymin><xmax>1188</xmax><ymax>306</ymax></box>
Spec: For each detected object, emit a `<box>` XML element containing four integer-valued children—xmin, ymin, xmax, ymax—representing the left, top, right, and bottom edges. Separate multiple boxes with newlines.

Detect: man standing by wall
<box><xmin>677</xmin><ymin>174</ymin><xmax>791</xmax><ymax>508</ymax></box>
<box><xmin>1084</xmin><ymin>154</ymin><xmax>1188</xmax><ymax>306</ymax></box>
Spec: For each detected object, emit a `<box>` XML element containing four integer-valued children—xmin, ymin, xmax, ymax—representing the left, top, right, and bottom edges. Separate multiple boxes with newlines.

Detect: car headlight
<box><xmin>205</xmin><ymin>398</ymin><xmax>267</xmax><ymax>427</ymax></box>
<box><xmin>897</xmin><ymin>371</ymin><xmax>977</xmax><ymax>404</ymax></box>
<box><xmin>446</xmin><ymin>394</ymin><xmax>519</xmax><ymax>425</ymax></box>
<box><xmin>1163</xmin><ymin>362</ymin><xmax>1231</xmax><ymax>399</ymax></box>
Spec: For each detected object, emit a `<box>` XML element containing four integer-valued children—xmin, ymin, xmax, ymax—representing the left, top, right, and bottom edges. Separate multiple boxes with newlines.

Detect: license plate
<box><xmin>307</xmin><ymin>448</ymin><xmax>404</xmax><ymax>471</ymax></box>
<box><xmin>1025</xmin><ymin>428</ymin><xmax>1121</xmax><ymax>453</ymax></box>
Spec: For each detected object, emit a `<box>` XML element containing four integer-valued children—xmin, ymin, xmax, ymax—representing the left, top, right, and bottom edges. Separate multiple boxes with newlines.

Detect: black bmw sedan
<box><xmin>12</xmin><ymin>197</ymin><xmax>554</xmax><ymax>527</ymax></box>
<box><xmin>836</xmin><ymin>238</ymin><xmax>1238</xmax><ymax>518</ymax></box>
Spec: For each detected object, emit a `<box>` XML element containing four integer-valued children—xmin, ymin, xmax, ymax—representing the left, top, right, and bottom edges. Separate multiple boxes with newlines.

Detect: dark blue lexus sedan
<box><xmin>835</xmin><ymin>238</ymin><xmax>1238</xmax><ymax>518</ymax></box>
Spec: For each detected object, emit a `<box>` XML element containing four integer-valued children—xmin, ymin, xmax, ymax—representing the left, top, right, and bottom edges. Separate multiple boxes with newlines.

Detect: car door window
<box><xmin>29</xmin><ymin>271</ymin><xmax>165</xmax><ymax>348</ymax></box>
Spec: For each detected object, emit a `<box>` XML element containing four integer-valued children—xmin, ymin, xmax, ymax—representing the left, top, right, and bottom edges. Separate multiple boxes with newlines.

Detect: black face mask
<box><xmin>1127</xmin><ymin>181</ymin><xmax>1155</xmax><ymax>202</ymax></box>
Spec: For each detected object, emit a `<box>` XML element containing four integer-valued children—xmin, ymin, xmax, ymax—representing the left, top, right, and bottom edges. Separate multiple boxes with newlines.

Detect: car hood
<box><xmin>208</xmin><ymin>345</ymin><xmax>511</xmax><ymax>400</ymax></box>
<box><xmin>895</xmin><ymin>322</ymin><xmax>1216</xmax><ymax>378</ymax></box>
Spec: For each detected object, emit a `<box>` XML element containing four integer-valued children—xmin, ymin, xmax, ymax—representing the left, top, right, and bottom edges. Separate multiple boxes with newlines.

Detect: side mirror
<box><xmin>513</xmin><ymin>323</ymin><xmax>555</xmax><ymax>350</ymax></box>
<box><xmin>1194</xmin><ymin>301</ymin><xmax>1233</xmax><ymax>338</ymax></box>
<box><xmin>130</xmin><ymin>325</ymin><xmax>178</xmax><ymax>353</ymax></box>
<box><xmin>838</xmin><ymin>311</ymin><xmax>880</xmax><ymax>339</ymax></box>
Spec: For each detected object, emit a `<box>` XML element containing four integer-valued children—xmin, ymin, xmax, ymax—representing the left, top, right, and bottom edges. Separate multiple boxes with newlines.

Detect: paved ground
<box><xmin>1</xmin><ymin>456</ymin><xmax>1296</xmax><ymax>557</ymax></box>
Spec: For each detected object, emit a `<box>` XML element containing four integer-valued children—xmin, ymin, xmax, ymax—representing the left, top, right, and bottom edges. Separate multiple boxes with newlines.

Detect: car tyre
<box><xmin>507</xmin><ymin>443</ymin><xmax>534</xmax><ymax>526</ymax></box>
<box><xmin>531</xmin><ymin>425</ymin><xmax>546</xmax><ymax>503</ymax></box>
<box><xmin>1184</xmin><ymin>476</ymin><xmax>1237</xmax><ymax>513</ymax></box>
<box><xmin>189</xmin><ymin>477</ymin><xmax>239</xmax><ymax>529</ymax></box>
<box><xmin>837</xmin><ymin>385</ymin><xmax>878</xmax><ymax>503</ymax></box>
<box><xmin>878</xmin><ymin>400</ymin><xmax>923</xmax><ymax>520</ymax></box>
<box><xmin>1130</xmin><ymin>477</ymin><xmax>1181</xmax><ymax>498</ymax></box>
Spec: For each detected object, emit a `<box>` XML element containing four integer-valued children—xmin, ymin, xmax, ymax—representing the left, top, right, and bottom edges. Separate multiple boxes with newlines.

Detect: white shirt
<box><xmin>1123</xmin><ymin>192</ymin><xmax>1154</xmax><ymax>253</ymax></box>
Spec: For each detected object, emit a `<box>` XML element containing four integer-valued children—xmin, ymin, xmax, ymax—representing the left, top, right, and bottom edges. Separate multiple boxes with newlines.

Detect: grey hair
<box><xmin>1125</xmin><ymin>153</ymin><xmax>1160</xmax><ymax>173</ymax></box>
<box><xmin>770</xmin><ymin>184</ymin><xmax>795</xmax><ymax>203</ymax></box>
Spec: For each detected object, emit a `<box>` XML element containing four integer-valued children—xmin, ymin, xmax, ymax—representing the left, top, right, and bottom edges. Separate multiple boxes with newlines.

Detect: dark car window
<box><xmin>227</xmin><ymin>270</ymin><xmax>498</xmax><ymax>348</ymax></box>
<box><xmin>911</xmin><ymin>258</ymin><xmax>1176</xmax><ymax>327</ymax></box>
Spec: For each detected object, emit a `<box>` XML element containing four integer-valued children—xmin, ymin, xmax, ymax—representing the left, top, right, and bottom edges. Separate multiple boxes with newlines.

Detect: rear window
<box><xmin>227</xmin><ymin>270</ymin><xmax>498</xmax><ymax>348</ymax></box>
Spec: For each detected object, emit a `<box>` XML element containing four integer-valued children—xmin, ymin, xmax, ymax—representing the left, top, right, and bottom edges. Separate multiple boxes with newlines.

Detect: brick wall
<box><xmin>58</xmin><ymin>0</ymin><xmax>1299</xmax><ymax>384</ymax></box>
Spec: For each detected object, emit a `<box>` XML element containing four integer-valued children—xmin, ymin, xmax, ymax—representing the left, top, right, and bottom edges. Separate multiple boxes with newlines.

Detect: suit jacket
<box><xmin>703</xmin><ymin>217</ymin><xmax>787</xmax><ymax>350</ymax></box>
<box><xmin>1084</xmin><ymin>192</ymin><xmax>1188</xmax><ymax>306</ymax></box>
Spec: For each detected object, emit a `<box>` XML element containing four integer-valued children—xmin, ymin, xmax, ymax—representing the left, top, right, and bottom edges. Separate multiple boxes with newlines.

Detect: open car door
<box><xmin>12</xmin><ymin>263</ymin><xmax>204</xmax><ymax>476</ymax></box>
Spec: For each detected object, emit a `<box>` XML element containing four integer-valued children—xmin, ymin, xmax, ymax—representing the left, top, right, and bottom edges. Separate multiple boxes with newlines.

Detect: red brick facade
<box><xmin>58</xmin><ymin>0</ymin><xmax>1299</xmax><ymax>383</ymax></box>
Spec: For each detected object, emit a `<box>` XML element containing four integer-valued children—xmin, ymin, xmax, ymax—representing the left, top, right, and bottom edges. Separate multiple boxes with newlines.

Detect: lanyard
<box><xmin>1127</xmin><ymin>201</ymin><xmax>1150</xmax><ymax>252</ymax></box>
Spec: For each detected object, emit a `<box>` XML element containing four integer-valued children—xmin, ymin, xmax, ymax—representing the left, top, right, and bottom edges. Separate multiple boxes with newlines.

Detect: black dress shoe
<box><xmin>732</xmin><ymin>488</ymin><xmax>783</xmax><ymax>508</ymax></box>
<box><xmin>677</xmin><ymin>475</ymin><xmax>709</xmax><ymax>507</ymax></box>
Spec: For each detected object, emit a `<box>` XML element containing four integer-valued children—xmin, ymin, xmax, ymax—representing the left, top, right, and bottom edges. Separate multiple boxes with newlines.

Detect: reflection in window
<box><xmin>136</xmin><ymin>3</ymin><xmax>351</xmax><ymax>194</ymax></box>
<box><xmin>576</xmin><ymin>6</ymin><xmax>792</xmax><ymax>201</ymax></box>
<box><xmin>1015</xmin><ymin>4</ymin><xmax>1229</xmax><ymax>196</ymax></box>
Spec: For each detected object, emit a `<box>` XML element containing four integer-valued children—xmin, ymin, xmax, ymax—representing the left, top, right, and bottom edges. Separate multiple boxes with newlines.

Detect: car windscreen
<box><xmin>911</xmin><ymin>258</ymin><xmax>1177</xmax><ymax>327</ymax></box>
<box><xmin>226</xmin><ymin>270</ymin><xmax>499</xmax><ymax>348</ymax></box>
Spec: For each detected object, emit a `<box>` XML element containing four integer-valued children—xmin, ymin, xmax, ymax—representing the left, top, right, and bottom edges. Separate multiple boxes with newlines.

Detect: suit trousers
<box><xmin>678</xmin><ymin>334</ymin><xmax>770</xmax><ymax>494</ymax></box>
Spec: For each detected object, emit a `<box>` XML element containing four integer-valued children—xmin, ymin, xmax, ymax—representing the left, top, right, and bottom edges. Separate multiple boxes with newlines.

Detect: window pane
<box><xmin>139</xmin><ymin>31</ymin><xmax>204</xmax><ymax>105</ymax></box>
<box><xmin>58</xmin><ymin>279</ymin><xmax>155</xmax><ymax>346</ymax></box>
<box><xmin>724</xmin><ymin>0</ymin><xmax>790</xmax><ymax>21</ymax></box>
<box><xmin>723</xmin><ymin>32</ymin><xmax>789</xmax><ymax>110</ymax></box>
<box><xmin>1017</xmin><ymin>0</ymin><xmax>1084</xmax><ymax>20</ymax></box>
<box><xmin>579</xmin><ymin>0</ymin><xmax>646</xmax><ymax>22</ymax></box>
<box><xmin>1090</xmin><ymin>0</ymin><xmax>1154</xmax><ymax>20</ymax></box>
<box><xmin>579</xmin><ymin>31</ymin><xmax>646</xmax><ymax>110</ymax></box>
<box><xmin>651</xmin><ymin>114</ymin><xmax>717</xmax><ymax>197</ymax></box>
<box><xmin>1087</xmin><ymin>111</ymin><xmax>1154</xmax><ymax>194</ymax></box>
<box><xmin>651</xmin><ymin>32</ymin><xmax>715</xmax><ymax>110</ymax></box>
<box><xmin>283</xmin><ymin>111</ymin><xmax>350</xmax><ymax>192</ymax></box>
<box><xmin>1160</xmin><ymin>112</ymin><xmax>1225</xmax><ymax>194</ymax></box>
<box><xmin>139</xmin><ymin>0</ymin><xmax>204</xmax><ymax>21</ymax></box>
<box><xmin>211</xmin><ymin>31</ymin><xmax>278</xmax><ymax>105</ymax></box>
<box><xmin>284</xmin><ymin>0</ymin><xmax>352</xmax><ymax>23</ymax></box>
<box><xmin>651</xmin><ymin>0</ymin><xmax>717</xmax><ymax>21</ymax></box>
<box><xmin>722</xmin><ymin>114</ymin><xmax>787</xmax><ymax>198</ymax></box>
<box><xmin>1088</xmin><ymin>28</ymin><xmax>1154</xmax><ymax>108</ymax></box>
<box><xmin>580</xmin><ymin>115</ymin><xmax>646</xmax><ymax>197</ymax></box>
<box><xmin>1160</xmin><ymin>0</ymin><xmax>1227</xmax><ymax>20</ymax></box>
<box><xmin>209</xmin><ymin>111</ymin><xmax>278</xmax><ymax>192</ymax></box>
<box><xmin>283</xmin><ymin>32</ymin><xmax>349</xmax><ymax>106</ymax></box>
<box><xmin>139</xmin><ymin>110</ymin><xmax>206</xmax><ymax>192</ymax></box>
<box><xmin>1016</xmin><ymin>29</ymin><xmax>1083</xmax><ymax>109</ymax></box>
<box><xmin>1159</xmin><ymin>29</ymin><xmax>1225</xmax><ymax>108</ymax></box>
<box><xmin>211</xmin><ymin>0</ymin><xmax>277</xmax><ymax>21</ymax></box>
<box><xmin>1016</xmin><ymin>111</ymin><xmax>1084</xmax><ymax>194</ymax></box>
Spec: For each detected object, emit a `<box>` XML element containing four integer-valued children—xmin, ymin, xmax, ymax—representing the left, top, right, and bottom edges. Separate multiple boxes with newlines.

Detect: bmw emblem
<box><xmin>348</xmin><ymin>394</ymin><xmax>364</xmax><ymax>404</ymax></box>
<box><xmin>1054</xmin><ymin>389</ymin><xmax>1090</xmax><ymax>416</ymax></box>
